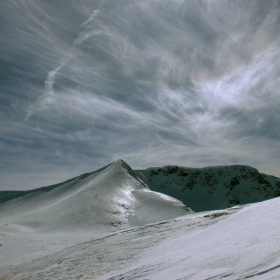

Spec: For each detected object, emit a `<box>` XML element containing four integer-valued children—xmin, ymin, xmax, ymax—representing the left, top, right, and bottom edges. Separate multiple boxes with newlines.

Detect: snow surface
<box><xmin>1</xmin><ymin>198</ymin><xmax>280</xmax><ymax>279</ymax></box>
<box><xmin>0</xmin><ymin>160</ymin><xmax>191</xmax><ymax>268</ymax></box>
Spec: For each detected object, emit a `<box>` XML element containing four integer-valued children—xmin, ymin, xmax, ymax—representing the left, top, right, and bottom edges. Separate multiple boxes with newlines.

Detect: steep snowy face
<box><xmin>135</xmin><ymin>165</ymin><xmax>280</xmax><ymax>212</ymax></box>
<box><xmin>0</xmin><ymin>160</ymin><xmax>192</xmax><ymax>235</ymax></box>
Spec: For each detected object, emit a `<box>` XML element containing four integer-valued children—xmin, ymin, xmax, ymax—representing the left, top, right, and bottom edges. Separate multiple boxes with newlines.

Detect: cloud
<box><xmin>1</xmin><ymin>0</ymin><xmax>280</xmax><ymax>190</ymax></box>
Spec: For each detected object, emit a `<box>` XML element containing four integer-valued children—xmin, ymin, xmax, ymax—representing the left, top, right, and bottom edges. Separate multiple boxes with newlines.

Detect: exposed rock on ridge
<box><xmin>135</xmin><ymin>165</ymin><xmax>280</xmax><ymax>211</ymax></box>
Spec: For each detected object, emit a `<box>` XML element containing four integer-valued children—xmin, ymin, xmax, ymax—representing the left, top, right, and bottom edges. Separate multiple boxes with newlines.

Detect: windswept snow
<box><xmin>0</xmin><ymin>160</ymin><xmax>191</xmax><ymax>267</ymax></box>
<box><xmin>2</xmin><ymin>198</ymin><xmax>280</xmax><ymax>279</ymax></box>
<box><xmin>0</xmin><ymin>160</ymin><xmax>191</xmax><ymax>233</ymax></box>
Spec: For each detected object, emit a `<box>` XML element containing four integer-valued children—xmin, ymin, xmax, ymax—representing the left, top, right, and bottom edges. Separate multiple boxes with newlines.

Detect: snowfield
<box><xmin>1</xmin><ymin>160</ymin><xmax>280</xmax><ymax>279</ymax></box>
<box><xmin>1</xmin><ymin>199</ymin><xmax>280</xmax><ymax>279</ymax></box>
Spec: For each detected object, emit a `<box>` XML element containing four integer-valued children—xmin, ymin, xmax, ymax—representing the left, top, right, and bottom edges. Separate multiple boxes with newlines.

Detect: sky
<box><xmin>1</xmin><ymin>0</ymin><xmax>280</xmax><ymax>190</ymax></box>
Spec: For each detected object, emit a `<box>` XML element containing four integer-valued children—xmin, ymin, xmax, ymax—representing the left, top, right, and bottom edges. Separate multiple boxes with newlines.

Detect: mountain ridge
<box><xmin>135</xmin><ymin>164</ymin><xmax>280</xmax><ymax>211</ymax></box>
<box><xmin>0</xmin><ymin>159</ymin><xmax>191</xmax><ymax>234</ymax></box>
<box><xmin>1</xmin><ymin>160</ymin><xmax>280</xmax><ymax>272</ymax></box>
<box><xmin>0</xmin><ymin>160</ymin><xmax>132</xmax><ymax>205</ymax></box>
<box><xmin>1</xmin><ymin>160</ymin><xmax>280</xmax><ymax>213</ymax></box>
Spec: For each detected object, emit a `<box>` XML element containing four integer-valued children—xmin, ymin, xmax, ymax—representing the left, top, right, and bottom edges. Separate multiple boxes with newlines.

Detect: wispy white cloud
<box><xmin>1</xmin><ymin>0</ymin><xmax>280</xmax><ymax>190</ymax></box>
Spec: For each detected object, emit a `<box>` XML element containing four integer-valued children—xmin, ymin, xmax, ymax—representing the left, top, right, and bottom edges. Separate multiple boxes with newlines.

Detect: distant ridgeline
<box><xmin>135</xmin><ymin>165</ymin><xmax>280</xmax><ymax>212</ymax></box>
<box><xmin>0</xmin><ymin>164</ymin><xmax>110</xmax><ymax>205</ymax></box>
<box><xmin>1</xmin><ymin>162</ymin><xmax>280</xmax><ymax>213</ymax></box>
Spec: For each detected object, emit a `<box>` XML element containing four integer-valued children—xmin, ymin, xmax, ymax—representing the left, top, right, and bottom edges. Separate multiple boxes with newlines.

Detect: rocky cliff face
<box><xmin>135</xmin><ymin>165</ymin><xmax>280</xmax><ymax>212</ymax></box>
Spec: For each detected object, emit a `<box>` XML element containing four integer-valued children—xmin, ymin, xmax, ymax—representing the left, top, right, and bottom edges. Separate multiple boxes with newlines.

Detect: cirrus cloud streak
<box><xmin>1</xmin><ymin>0</ymin><xmax>280</xmax><ymax>190</ymax></box>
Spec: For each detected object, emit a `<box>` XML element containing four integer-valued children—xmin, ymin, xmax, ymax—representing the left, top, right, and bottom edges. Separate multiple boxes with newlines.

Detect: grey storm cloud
<box><xmin>0</xmin><ymin>0</ymin><xmax>280</xmax><ymax>190</ymax></box>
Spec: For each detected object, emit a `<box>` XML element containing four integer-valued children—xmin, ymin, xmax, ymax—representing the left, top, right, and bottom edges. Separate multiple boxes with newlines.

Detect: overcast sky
<box><xmin>1</xmin><ymin>0</ymin><xmax>280</xmax><ymax>190</ymax></box>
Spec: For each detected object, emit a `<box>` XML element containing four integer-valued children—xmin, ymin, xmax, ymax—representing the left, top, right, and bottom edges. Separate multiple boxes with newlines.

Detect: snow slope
<box><xmin>0</xmin><ymin>160</ymin><xmax>191</xmax><ymax>267</ymax></box>
<box><xmin>1</xmin><ymin>198</ymin><xmax>280</xmax><ymax>279</ymax></box>
<box><xmin>135</xmin><ymin>165</ymin><xmax>280</xmax><ymax>211</ymax></box>
<box><xmin>0</xmin><ymin>160</ymin><xmax>191</xmax><ymax>233</ymax></box>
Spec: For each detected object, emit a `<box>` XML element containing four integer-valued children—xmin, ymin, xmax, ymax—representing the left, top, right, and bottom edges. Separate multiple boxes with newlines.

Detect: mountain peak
<box><xmin>0</xmin><ymin>159</ymin><xmax>191</xmax><ymax>236</ymax></box>
<box><xmin>116</xmin><ymin>159</ymin><xmax>126</xmax><ymax>164</ymax></box>
<box><xmin>113</xmin><ymin>159</ymin><xmax>137</xmax><ymax>178</ymax></box>
<box><xmin>113</xmin><ymin>159</ymin><xmax>130</xmax><ymax>169</ymax></box>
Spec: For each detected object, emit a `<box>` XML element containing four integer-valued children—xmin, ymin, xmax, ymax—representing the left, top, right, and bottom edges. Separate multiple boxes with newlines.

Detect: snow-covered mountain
<box><xmin>135</xmin><ymin>165</ymin><xmax>280</xmax><ymax>211</ymax></box>
<box><xmin>0</xmin><ymin>159</ymin><xmax>192</xmax><ymax>267</ymax></box>
<box><xmin>1</xmin><ymin>160</ymin><xmax>280</xmax><ymax>279</ymax></box>
<box><xmin>0</xmin><ymin>160</ymin><xmax>191</xmax><ymax>234</ymax></box>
